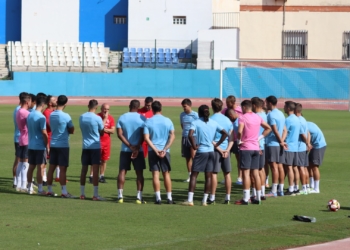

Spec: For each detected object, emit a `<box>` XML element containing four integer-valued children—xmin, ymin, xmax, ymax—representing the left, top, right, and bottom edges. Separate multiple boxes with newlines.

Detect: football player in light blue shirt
<box><xmin>265</xmin><ymin>96</ymin><xmax>287</xmax><ymax>197</ymax></box>
<box><xmin>116</xmin><ymin>100</ymin><xmax>147</xmax><ymax>204</ymax></box>
<box><xmin>181</xmin><ymin>105</ymin><xmax>228</xmax><ymax>206</ymax></box>
<box><xmin>79</xmin><ymin>100</ymin><xmax>104</xmax><ymax>201</ymax></box>
<box><xmin>144</xmin><ymin>101</ymin><xmax>176</xmax><ymax>204</ymax></box>
<box><xmin>307</xmin><ymin>121</ymin><xmax>327</xmax><ymax>194</ymax></box>
<box><xmin>180</xmin><ymin>98</ymin><xmax>199</xmax><ymax>182</ymax></box>
<box><xmin>210</xmin><ymin>98</ymin><xmax>233</xmax><ymax>204</ymax></box>
<box><xmin>26</xmin><ymin>96</ymin><xmax>48</xmax><ymax>195</ymax></box>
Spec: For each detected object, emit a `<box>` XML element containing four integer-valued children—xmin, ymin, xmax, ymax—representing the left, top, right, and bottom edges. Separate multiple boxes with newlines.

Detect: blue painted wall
<box><xmin>0</xmin><ymin>68</ymin><xmax>348</xmax><ymax>99</ymax></box>
<box><xmin>79</xmin><ymin>0</ymin><xmax>128</xmax><ymax>51</ymax></box>
<box><xmin>0</xmin><ymin>0</ymin><xmax>21</xmax><ymax>44</ymax></box>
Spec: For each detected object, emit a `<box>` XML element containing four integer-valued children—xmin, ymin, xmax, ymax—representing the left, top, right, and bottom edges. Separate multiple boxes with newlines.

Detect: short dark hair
<box><xmin>266</xmin><ymin>96</ymin><xmax>277</xmax><ymax>105</ymax></box>
<box><xmin>251</xmin><ymin>97</ymin><xmax>263</xmax><ymax>107</ymax></box>
<box><xmin>57</xmin><ymin>95</ymin><xmax>68</xmax><ymax>106</ymax></box>
<box><xmin>36</xmin><ymin>96</ymin><xmax>46</xmax><ymax>107</ymax></box>
<box><xmin>226</xmin><ymin>95</ymin><xmax>236</xmax><ymax>103</ymax></box>
<box><xmin>30</xmin><ymin>93</ymin><xmax>36</xmax><ymax>103</ymax></box>
<box><xmin>145</xmin><ymin>97</ymin><xmax>153</xmax><ymax>104</ymax></box>
<box><xmin>46</xmin><ymin>95</ymin><xmax>53</xmax><ymax>105</ymax></box>
<box><xmin>19</xmin><ymin>92</ymin><xmax>28</xmax><ymax>100</ymax></box>
<box><xmin>129</xmin><ymin>99</ymin><xmax>140</xmax><ymax>110</ymax></box>
<box><xmin>241</xmin><ymin>100</ymin><xmax>252</xmax><ymax>109</ymax></box>
<box><xmin>181</xmin><ymin>98</ymin><xmax>192</xmax><ymax>106</ymax></box>
<box><xmin>211</xmin><ymin>98</ymin><xmax>223</xmax><ymax>113</ymax></box>
<box><xmin>295</xmin><ymin>103</ymin><xmax>303</xmax><ymax>113</ymax></box>
<box><xmin>88</xmin><ymin>99</ymin><xmax>99</xmax><ymax>109</ymax></box>
<box><xmin>198</xmin><ymin>105</ymin><xmax>210</xmax><ymax>122</ymax></box>
<box><xmin>20</xmin><ymin>93</ymin><xmax>31</xmax><ymax>104</ymax></box>
<box><xmin>151</xmin><ymin>101</ymin><xmax>162</xmax><ymax>112</ymax></box>
<box><xmin>37</xmin><ymin>92</ymin><xmax>47</xmax><ymax>99</ymax></box>
<box><xmin>285</xmin><ymin>101</ymin><xmax>296</xmax><ymax>111</ymax></box>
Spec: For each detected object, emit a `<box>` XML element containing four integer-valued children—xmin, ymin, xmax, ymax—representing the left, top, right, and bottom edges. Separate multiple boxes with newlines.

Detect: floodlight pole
<box><xmin>219</xmin><ymin>60</ymin><xmax>223</xmax><ymax>100</ymax></box>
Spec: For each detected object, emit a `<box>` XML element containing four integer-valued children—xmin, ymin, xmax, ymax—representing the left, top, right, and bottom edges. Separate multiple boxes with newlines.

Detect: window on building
<box><xmin>282</xmin><ymin>31</ymin><xmax>308</xmax><ymax>59</ymax></box>
<box><xmin>343</xmin><ymin>32</ymin><xmax>350</xmax><ymax>60</ymax></box>
<box><xmin>114</xmin><ymin>16</ymin><xmax>127</xmax><ymax>24</ymax></box>
<box><xmin>173</xmin><ymin>16</ymin><xmax>186</xmax><ymax>25</ymax></box>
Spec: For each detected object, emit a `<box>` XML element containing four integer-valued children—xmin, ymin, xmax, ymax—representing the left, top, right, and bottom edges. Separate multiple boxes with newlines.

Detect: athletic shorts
<box><xmin>50</xmin><ymin>147</ymin><xmax>69</xmax><ymax>167</ymax></box>
<box><xmin>192</xmin><ymin>152</ymin><xmax>215</xmax><ymax>173</ymax></box>
<box><xmin>309</xmin><ymin>146</ymin><xmax>326</xmax><ymax>166</ymax></box>
<box><xmin>240</xmin><ymin>150</ymin><xmax>260</xmax><ymax>170</ymax></box>
<box><xmin>28</xmin><ymin>149</ymin><xmax>47</xmax><ymax>165</ymax></box>
<box><xmin>267</xmin><ymin>146</ymin><xmax>284</xmax><ymax>164</ymax></box>
<box><xmin>101</xmin><ymin>146</ymin><xmax>111</xmax><ymax>161</ymax></box>
<box><xmin>81</xmin><ymin>149</ymin><xmax>101</xmax><ymax>166</ymax></box>
<box><xmin>142</xmin><ymin>142</ymin><xmax>148</xmax><ymax>158</ymax></box>
<box><xmin>14</xmin><ymin>142</ymin><xmax>20</xmax><ymax>157</ymax></box>
<box><xmin>119</xmin><ymin>151</ymin><xmax>146</xmax><ymax>171</ymax></box>
<box><xmin>297</xmin><ymin>151</ymin><xmax>309</xmax><ymax>167</ymax></box>
<box><xmin>259</xmin><ymin>150</ymin><xmax>265</xmax><ymax>169</ymax></box>
<box><xmin>181</xmin><ymin>137</ymin><xmax>192</xmax><ymax>158</ymax></box>
<box><xmin>230</xmin><ymin>141</ymin><xmax>239</xmax><ymax>155</ymax></box>
<box><xmin>18</xmin><ymin>145</ymin><xmax>28</xmax><ymax>159</ymax></box>
<box><xmin>213</xmin><ymin>150</ymin><xmax>231</xmax><ymax>173</ymax></box>
<box><xmin>283</xmin><ymin>151</ymin><xmax>298</xmax><ymax>166</ymax></box>
<box><xmin>148</xmin><ymin>150</ymin><xmax>171</xmax><ymax>172</ymax></box>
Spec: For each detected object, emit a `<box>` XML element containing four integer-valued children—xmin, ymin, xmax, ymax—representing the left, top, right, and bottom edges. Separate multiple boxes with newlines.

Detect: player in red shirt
<box><xmin>137</xmin><ymin>97</ymin><xmax>153</xmax><ymax>157</ymax></box>
<box><xmin>42</xmin><ymin>95</ymin><xmax>57</xmax><ymax>185</ymax></box>
<box><xmin>89</xmin><ymin>103</ymin><xmax>115</xmax><ymax>183</ymax></box>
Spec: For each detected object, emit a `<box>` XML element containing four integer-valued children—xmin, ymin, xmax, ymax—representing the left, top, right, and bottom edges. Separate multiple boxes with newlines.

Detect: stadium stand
<box><xmin>0</xmin><ymin>44</ymin><xmax>9</xmax><ymax>78</ymax></box>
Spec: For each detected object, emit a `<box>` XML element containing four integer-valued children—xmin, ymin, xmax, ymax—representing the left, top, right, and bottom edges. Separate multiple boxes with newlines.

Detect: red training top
<box><xmin>137</xmin><ymin>107</ymin><xmax>153</xmax><ymax>119</ymax></box>
<box><xmin>43</xmin><ymin>108</ymin><xmax>54</xmax><ymax>137</ymax></box>
<box><xmin>97</xmin><ymin>113</ymin><xmax>115</xmax><ymax>147</ymax></box>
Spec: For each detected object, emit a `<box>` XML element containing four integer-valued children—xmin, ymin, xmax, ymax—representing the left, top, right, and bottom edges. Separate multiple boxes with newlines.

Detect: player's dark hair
<box><xmin>88</xmin><ymin>99</ymin><xmax>98</xmax><ymax>109</ymax></box>
<box><xmin>151</xmin><ymin>101</ymin><xmax>162</xmax><ymax>112</ymax></box>
<box><xmin>251</xmin><ymin>97</ymin><xmax>263</xmax><ymax>108</ymax></box>
<box><xmin>295</xmin><ymin>103</ymin><xmax>303</xmax><ymax>113</ymax></box>
<box><xmin>181</xmin><ymin>98</ymin><xmax>192</xmax><ymax>106</ymax></box>
<box><xmin>241</xmin><ymin>100</ymin><xmax>252</xmax><ymax>109</ymax></box>
<box><xmin>20</xmin><ymin>93</ymin><xmax>31</xmax><ymax>104</ymax></box>
<box><xmin>37</xmin><ymin>92</ymin><xmax>47</xmax><ymax>99</ymax></box>
<box><xmin>30</xmin><ymin>93</ymin><xmax>36</xmax><ymax>103</ymax></box>
<box><xmin>145</xmin><ymin>97</ymin><xmax>153</xmax><ymax>104</ymax></box>
<box><xmin>57</xmin><ymin>95</ymin><xmax>68</xmax><ymax>106</ymax></box>
<box><xmin>224</xmin><ymin>108</ymin><xmax>232</xmax><ymax>118</ymax></box>
<box><xmin>18</xmin><ymin>92</ymin><xmax>28</xmax><ymax>100</ymax></box>
<box><xmin>211</xmin><ymin>98</ymin><xmax>223</xmax><ymax>113</ymax></box>
<box><xmin>129</xmin><ymin>99</ymin><xmax>140</xmax><ymax>110</ymax></box>
<box><xmin>36</xmin><ymin>96</ymin><xmax>46</xmax><ymax>107</ymax></box>
<box><xmin>226</xmin><ymin>95</ymin><xmax>236</xmax><ymax>104</ymax></box>
<box><xmin>285</xmin><ymin>101</ymin><xmax>296</xmax><ymax>111</ymax></box>
<box><xmin>198</xmin><ymin>105</ymin><xmax>210</xmax><ymax>122</ymax></box>
<box><xmin>45</xmin><ymin>95</ymin><xmax>52</xmax><ymax>105</ymax></box>
<box><xmin>266</xmin><ymin>95</ymin><xmax>277</xmax><ymax>105</ymax></box>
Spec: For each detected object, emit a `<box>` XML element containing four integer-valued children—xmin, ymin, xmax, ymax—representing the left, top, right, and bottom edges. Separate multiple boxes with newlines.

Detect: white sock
<box><xmin>225</xmin><ymin>194</ymin><xmax>230</xmax><ymax>201</ymax></box>
<box><xmin>155</xmin><ymin>191</ymin><xmax>161</xmax><ymax>201</ymax></box>
<box><xmin>43</xmin><ymin>168</ymin><xmax>47</xmax><ymax>182</ymax></box>
<box><xmin>252</xmin><ymin>188</ymin><xmax>257</xmax><ymax>197</ymax></box>
<box><xmin>202</xmin><ymin>193</ymin><xmax>208</xmax><ymax>203</ymax></box>
<box><xmin>306</xmin><ymin>183</ymin><xmax>310</xmax><ymax>188</ymax></box>
<box><xmin>80</xmin><ymin>185</ymin><xmax>85</xmax><ymax>196</ymax></box>
<box><xmin>209</xmin><ymin>194</ymin><xmax>215</xmax><ymax>201</ymax></box>
<box><xmin>93</xmin><ymin>186</ymin><xmax>98</xmax><ymax>197</ymax></box>
<box><xmin>21</xmin><ymin>162</ymin><xmax>29</xmax><ymax>189</ymax></box>
<box><xmin>272</xmin><ymin>183</ymin><xmax>278</xmax><ymax>193</ymax></box>
<box><xmin>48</xmin><ymin>185</ymin><xmax>53</xmax><ymax>192</ymax></box>
<box><xmin>188</xmin><ymin>192</ymin><xmax>194</xmax><ymax>202</ymax></box>
<box><xmin>32</xmin><ymin>177</ymin><xmax>34</xmax><ymax>182</ymax></box>
<box><xmin>137</xmin><ymin>191</ymin><xmax>142</xmax><ymax>200</ymax></box>
<box><xmin>118</xmin><ymin>189</ymin><xmax>123</xmax><ymax>198</ymax></box>
<box><xmin>16</xmin><ymin>162</ymin><xmax>22</xmax><ymax>182</ymax></box>
<box><xmin>100</xmin><ymin>174</ymin><xmax>104</xmax><ymax>177</ymax></box>
<box><xmin>314</xmin><ymin>180</ymin><xmax>320</xmax><ymax>192</ymax></box>
<box><xmin>309</xmin><ymin>177</ymin><xmax>314</xmax><ymax>189</ymax></box>
<box><xmin>61</xmin><ymin>185</ymin><xmax>67</xmax><ymax>195</ymax></box>
<box><xmin>302</xmin><ymin>185</ymin><xmax>307</xmax><ymax>192</ymax></box>
<box><xmin>38</xmin><ymin>184</ymin><xmax>43</xmax><ymax>192</ymax></box>
<box><xmin>188</xmin><ymin>172</ymin><xmax>191</xmax><ymax>177</ymax></box>
<box><xmin>27</xmin><ymin>182</ymin><xmax>32</xmax><ymax>191</ymax></box>
<box><xmin>167</xmin><ymin>192</ymin><xmax>172</xmax><ymax>200</ymax></box>
<box><xmin>13</xmin><ymin>176</ymin><xmax>17</xmax><ymax>185</ymax></box>
<box><xmin>265</xmin><ymin>175</ymin><xmax>269</xmax><ymax>185</ymax></box>
<box><xmin>278</xmin><ymin>184</ymin><xmax>284</xmax><ymax>192</ymax></box>
<box><xmin>294</xmin><ymin>185</ymin><xmax>299</xmax><ymax>191</ymax></box>
<box><xmin>257</xmin><ymin>190</ymin><xmax>261</xmax><ymax>201</ymax></box>
<box><xmin>243</xmin><ymin>189</ymin><xmax>250</xmax><ymax>202</ymax></box>
<box><xmin>289</xmin><ymin>186</ymin><xmax>294</xmax><ymax>192</ymax></box>
<box><xmin>261</xmin><ymin>185</ymin><xmax>265</xmax><ymax>196</ymax></box>
<box><xmin>56</xmin><ymin>167</ymin><xmax>60</xmax><ymax>179</ymax></box>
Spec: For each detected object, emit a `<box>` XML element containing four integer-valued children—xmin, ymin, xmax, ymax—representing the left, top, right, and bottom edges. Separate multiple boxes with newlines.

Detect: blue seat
<box><xmin>144</xmin><ymin>48</ymin><xmax>150</xmax><ymax>53</ymax></box>
<box><xmin>137</xmin><ymin>48</ymin><xmax>143</xmax><ymax>54</ymax></box>
<box><xmin>130</xmin><ymin>52</ymin><xmax>136</xmax><ymax>57</ymax></box>
<box><xmin>130</xmin><ymin>48</ymin><xmax>136</xmax><ymax>53</ymax></box>
<box><xmin>144</xmin><ymin>55</ymin><xmax>151</xmax><ymax>63</ymax></box>
<box><xmin>185</xmin><ymin>49</ymin><xmax>192</xmax><ymax>59</ymax></box>
<box><xmin>123</xmin><ymin>56</ymin><xmax>130</xmax><ymax>63</ymax></box>
<box><xmin>138</xmin><ymin>56</ymin><xmax>144</xmax><ymax>63</ymax></box>
<box><xmin>151</xmin><ymin>48</ymin><xmax>156</xmax><ymax>54</ymax></box>
<box><xmin>165</xmin><ymin>48</ymin><xmax>170</xmax><ymax>53</ymax></box>
<box><xmin>123</xmin><ymin>47</ymin><xmax>128</xmax><ymax>53</ymax></box>
<box><xmin>171</xmin><ymin>48</ymin><xmax>177</xmax><ymax>54</ymax></box>
<box><xmin>158</xmin><ymin>54</ymin><xmax>165</xmax><ymax>64</ymax></box>
<box><xmin>178</xmin><ymin>49</ymin><xmax>185</xmax><ymax>59</ymax></box>
<box><xmin>123</xmin><ymin>52</ymin><xmax>130</xmax><ymax>57</ymax></box>
<box><xmin>130</xmin><ymin>55</ymin><xmax>136</xmax><ymax>63</ymax></box>
<box><xmin>157</xmin><ymin>48</ymin><xmax>164</xmax><ymax>54</ymax></box>
<box><xmin>172</xmin><ymin>57</ymin><xmax>179</xmax><ymax>64</ymax></box>
<box><xmin>165</xmin><ymin>57</ymin><xmax>172</xmax><ymax>64</ymax></box>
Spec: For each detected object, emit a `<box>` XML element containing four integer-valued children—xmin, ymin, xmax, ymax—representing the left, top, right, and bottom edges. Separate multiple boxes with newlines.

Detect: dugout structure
<box><xmin>219</xmin><ymin>60</ymin><xmax>350</xmax><ymax>111</ymax></box>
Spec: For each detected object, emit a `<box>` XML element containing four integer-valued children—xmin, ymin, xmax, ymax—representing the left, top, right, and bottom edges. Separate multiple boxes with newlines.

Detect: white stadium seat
<box><xmin>84</xmin><ymin>42</ymin><xmax>90</xmax><ymax>48</ymax></box>
<box><xmin>15</xmin><ymin>41</ymin><xmax>21</xmax><ymax>47</ymax></box>
<box><xmin>98</xmin><ymin>42</ymin><xmax>104</xmax><ymax>48</ymax></box>
<box><xmin>31</xmin><ymin>59</ymin><xmax>38</xmax><ymax>66</ymax></box>
<box><xmin>95</xmin><ymin>60</ymin><xmax>101</xmax><ymax>67</ymax></box>
<box><xmin>38</xmin><ymin>59</ymin><xmax>45</xmax><ymax>67</ymax></box>
<box><xmin>73</xmin><ymin>60</ymin><xmax>80</xmax><ymax>67</ymax></box>
<box><xmin>91</xmin><ymin>42</ymin><xmax>97</xmax><ymax>48</ymax></box>
<box><xmin>24</xmin><ymin>59</ymin><xmax>31</xmax><ymax>66</ymax></box>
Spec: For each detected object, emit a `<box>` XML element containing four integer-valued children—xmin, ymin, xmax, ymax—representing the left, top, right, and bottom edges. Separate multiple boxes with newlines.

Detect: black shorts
<box><xmin>28</xmin><ymin>149</ymin><xmax>47</xmax><ymax>165</ymax></box>
<box><xmin>309</xmin><ymin>146</ymin><xmax>326</xmax><ymax>166</ymax></box>
<box><xmin>181</xmin><ymin>136</ymin><xmax>192</xmax><ymax>158</ymax></box>
<box><xmin>192</xmin><ymin>152</ymin><xmax>215</xmax><ymax>173</ymax></box>
<box><xmin>14</xmin><ymin>142</ymin><xmax>20</xmax><ymax>157</ymax></box>
<box><xmin>240</xmin><ymin>150</ymin><xmax>260</xmax><ymax>170</ymax></box>
<box><xmin>267</xmin><ymin>146</ymin><xmax>284</xmax><ymax>164</ymax></box>
<box><xmin>283</xmin><ymin>151</ymin><xmax>298</xmax><ymax>166</ymax></box>
<box><xmin>148</xmin><ymin>150</ymin><xmax>171</xmax><ymax>172</ymax></box>
<box><xmin>119</xmin><ymin>151</ymin><xmax>146</xmax><ymax>171</ymax></box>
<box><xmin>230</xmin><ymin>141</ymin><xmax>239</xmax><ymax>154</ymax></box>
<box><xmin>259</xmin><ymin>150</ymin><xmax>265</xmax><ymax>169</ymax></box>
<box><xmin>50</xmin><ymin>147</ymin><xmax>69</xmax><ymax>167</ymax></box>
<box><xmin>213</xmin><ymin>150</ymin><xmax>231</xmax><ymax>173</ymax></box>
<box><xmin>81</xmin><ymin>149</ymin><xmax>101</xmax><ymax>166</ymax></box>
<box><xmin>18</xmin><ymin>145</ymin><xmax>28</xmax><ymax>159</ymax></box>
<box><xmin>297</xmin><ymin>151</ymin><xmax>309</xmax><ymax>167</ymax></box>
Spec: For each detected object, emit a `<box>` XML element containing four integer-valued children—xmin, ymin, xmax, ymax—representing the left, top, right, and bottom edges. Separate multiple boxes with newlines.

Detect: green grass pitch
<box><xmin>0</xmin><ymin>105</ymin><xmax>350</xmax><ymax>249</ymax></box>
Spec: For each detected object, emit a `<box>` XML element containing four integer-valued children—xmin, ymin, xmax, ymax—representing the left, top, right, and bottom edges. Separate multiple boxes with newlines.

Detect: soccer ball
<box><xmin>327</xmin><ymin>199</ymin><xmax>340</xmax><ymax>212</ymax></box>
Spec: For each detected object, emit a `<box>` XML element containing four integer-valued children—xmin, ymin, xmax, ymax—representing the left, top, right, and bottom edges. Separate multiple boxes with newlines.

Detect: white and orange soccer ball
<box><xmin>327</xmin><ymin>199</ymin><xmax>340</xmax><ymax>212</ymax></box>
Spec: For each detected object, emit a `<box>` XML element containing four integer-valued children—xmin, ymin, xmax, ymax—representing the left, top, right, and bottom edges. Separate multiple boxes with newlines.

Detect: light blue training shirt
<box><xmin>210</xmin><ymin>113</ymin><xmax>233</xmax><ymax>150</ymax></box>
<box><xmin>180</xmin><ymin>111</ymin><xmax>199</xmax><ymax>137</ymax></box>
<box><xmin>117</xmin><ymin>112</ymin><xmax>146</xmax><ymax>152</ymax></box>
<box><xmin>266</xmin><ymin>108</ymin><xmax>285</xmax><ymax>147</ymax></box>
<box><xmin>307</xmin><ymin>122</ymin><xmax>327</xmax><ymax>149</ymax></box>
<box><xmin>285</xmin><ymin>114</ymin><xmax>300</xmax><ymax>152</ymax></box>
<box><xmin>79</xmin><ymin>112</ymin><xmax>104</xmax><ymax>149</ymax></box>
<box><xmin>13</xmin><ymin>105</ymin><xmax>20</xmax><ymax>143</ymax></box>
<box><xmin>297</xmin><ymin>116</ymin><xmax>308</xmax><ymax>152</ymax></box>
<box><xmin>50</xmin><ymin>110</ymin><xmax>74</xmax><ymax>148</ymax></box>
<box><xmin>143</xmin><ymin>114</ymin><xmax>175</xmax><ymax>152</ymax></box>
<box><xmin>257</xmin><ymin>111</ymin><xmax>267</xmax><ymax>150</ymax></box>
<box><xmin>27</xmin><ymin>110</ymin><xmax>47</xmax><ymax>150</ymax></box>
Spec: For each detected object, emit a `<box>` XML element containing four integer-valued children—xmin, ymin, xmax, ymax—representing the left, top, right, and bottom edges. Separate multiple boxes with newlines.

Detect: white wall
<box><xmin>128</xmin><ymin>0</ymin><xmax>212</xmax><ymax>49</ymax></box>
<box><xmin>22</xmin><ymin>0</ymin><xmax>79</xmax><ymax>43</ymax></box>
<box><xmin>197</xmin><ymin>29</ymin><xmax>239</xmax><ymax>69</ymax></box>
